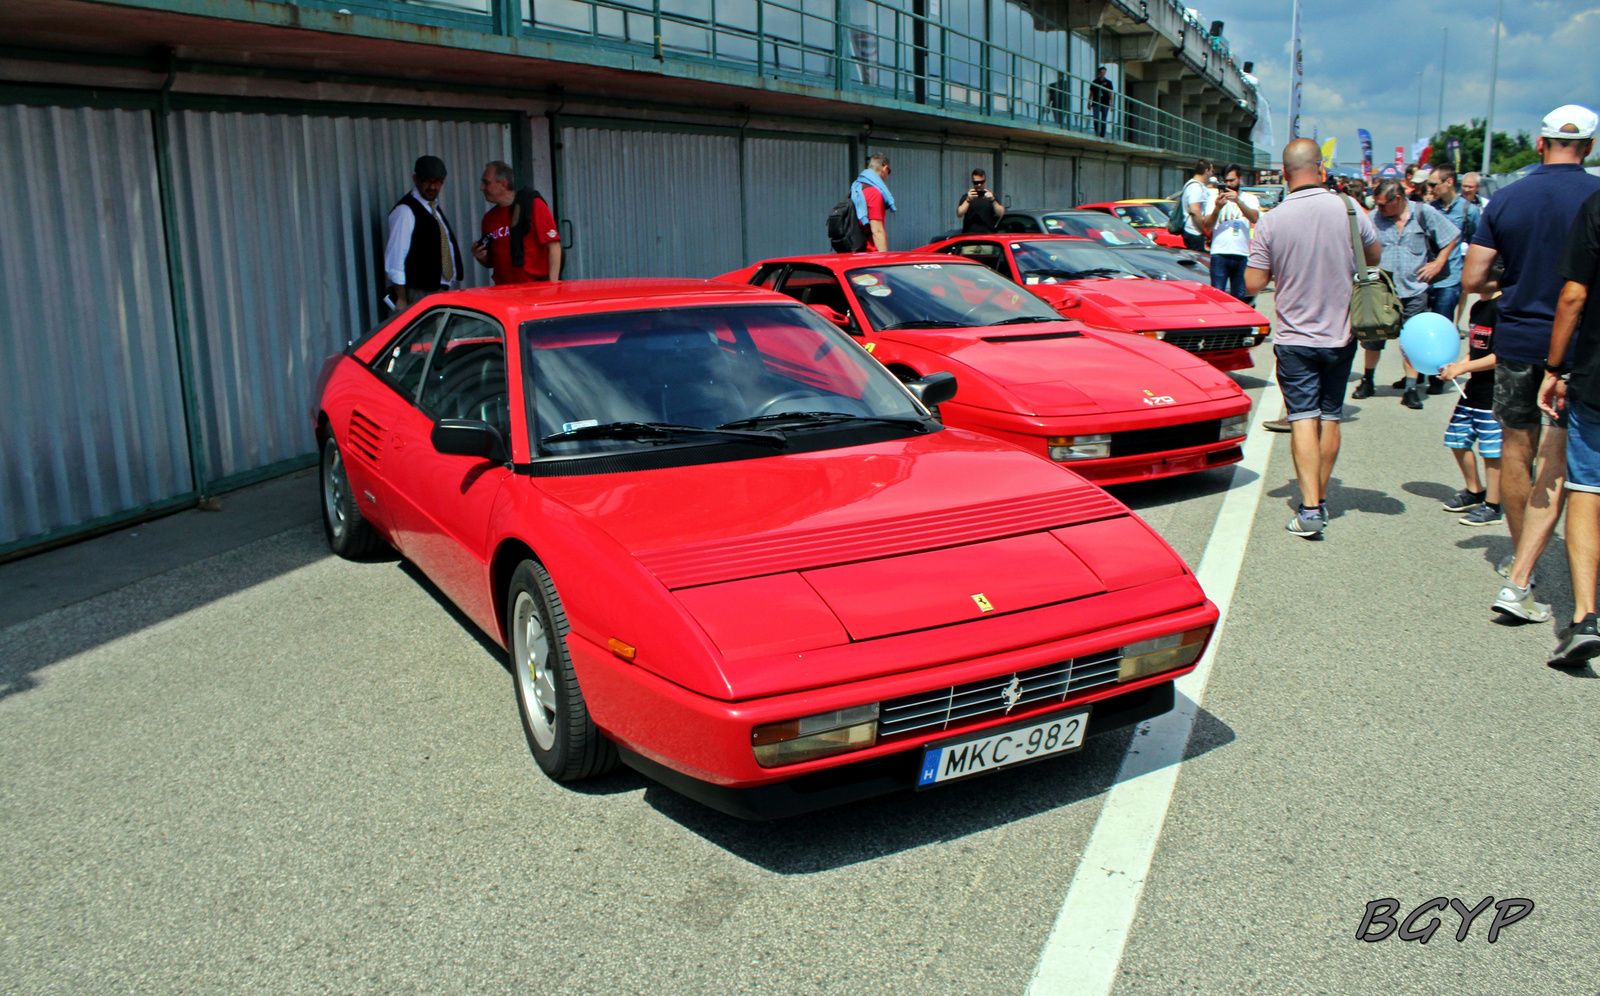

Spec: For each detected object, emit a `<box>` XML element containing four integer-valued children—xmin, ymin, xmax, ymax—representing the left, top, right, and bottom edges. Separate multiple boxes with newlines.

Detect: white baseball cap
<box><xmin>1540</xmin><ymin>104</ymin><xmax>1598</xmax><ymax>140</ymax></box>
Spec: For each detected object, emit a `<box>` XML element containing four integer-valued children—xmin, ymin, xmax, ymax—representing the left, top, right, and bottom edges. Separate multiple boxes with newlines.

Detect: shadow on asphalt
<box><xmin>1266</xmin><ymin>477</ymin><xmax>1406</xmax><ymax>519</ymax></box>
<box><xmin>1110</xmin><ymin>466</ymin><xmax>1257</xmax><ymax>512</ymax></box>
<box><xmin>398</xmin><ymin>560</ymin><xmax>510</xmax><ymax>665</ymax></box>
<box><xmin>631</xmin><ymin>708</ymin><xmax>1236</xmax><ymax>874</ymax></box>
<box><xmin>0</xmin><ymin>525</ymin><xmax>344</xmax><ymax>704</ymax></box>
<box><xmin>1401</xmin><ymin>480</ymin><xmax>1458</xmax><ymax>502</ymax></box>
<box><xmin>1231</xmin><ymin>373</ymin><xmax>1271</xmax><ymax>391</ymax></box>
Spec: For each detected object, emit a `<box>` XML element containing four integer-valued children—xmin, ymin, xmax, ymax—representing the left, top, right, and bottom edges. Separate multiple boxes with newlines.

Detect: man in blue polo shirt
<box><xmin>1462</xmin><ymin>104</ymin><xmax>1600</xmax><ymax>622</ymax></box>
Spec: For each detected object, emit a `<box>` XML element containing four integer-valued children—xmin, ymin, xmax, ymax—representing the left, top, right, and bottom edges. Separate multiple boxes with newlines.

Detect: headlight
<box><xmin>752</xmin><ymin>704</ymin><xmax>879</xmax><ymax>767</ymax></box>
<box><xmin>1048</xmin><ymin>434</ymin><xmax>1112</xmax><ymax>461</ymax></box>
<box><xmin>1254</xmin><ymin>325</ymin><xmax>1270</xmax><ymax>343</ymax></box>
<box><xmin>1219</xmin><ymin>414</ymin><xmax>1248</xmax><ymax>440</ymax></box>
<box><xmin>1151</xmin><ymin>330</ymin><xmax>1168</xmax><ymax>340</ymax></box>
<box><xmin>1118</xmin><ymin>626</ymin><xmax>1212</xmax><ymax>682</ymax></box>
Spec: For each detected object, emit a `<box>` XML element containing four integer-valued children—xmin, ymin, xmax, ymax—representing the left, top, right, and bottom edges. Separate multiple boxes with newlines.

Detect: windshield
<box><xmin>1010</xmin><ymin>240</ymin><xmax>1143</xmax><ymax>281</ymax></box>
<box><xmin>522</xmin><ymin>305</ymin><xmax>923</xmax><ymax>457</ymax></box>
<box><xmin>1116</xmin><ymin>249</ymin><xmax>1209</xmax><ymax>282</ymax></box>
<box><xmin>1113</xmin><ymin>204</ymin><xmax>1171</xmax><ymax>228</ymax></box>
<box><xmin>845</xmin><ymin>262</ymin><xmax>1062</xmax><ymax>330</ymax></box>
<box><xmin>1039</xmin><ymin>212</ymin><xmax>1155</xmax><ymax>247</ymax></box>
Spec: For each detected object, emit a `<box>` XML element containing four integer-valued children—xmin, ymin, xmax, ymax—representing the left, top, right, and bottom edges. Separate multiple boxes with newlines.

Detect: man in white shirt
<box><xmin>1202</xmin><ymin>162</ymin><xmax>1261</xmax><ymax>299</ymax></box>
<box><xmin>1180</xmin><ymin>159</ymin><xmax>1214</xmax><ymax>252</ymax></box>
<box><xmin>383</xmin><ymin>155</ymin><xmax>462</xmax><ymax>316</ymax></box>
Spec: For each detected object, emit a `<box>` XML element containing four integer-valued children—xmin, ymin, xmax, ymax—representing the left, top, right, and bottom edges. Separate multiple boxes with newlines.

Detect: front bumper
<box><xmin>1195</xmin><ymin>347</ymin><xmax>1255</xmax><ymax>372</ymax></box>
<box><xmin>619</xmin><ymin>681</ymin><xmax>1174</xmax><ymax>820</ymax></box>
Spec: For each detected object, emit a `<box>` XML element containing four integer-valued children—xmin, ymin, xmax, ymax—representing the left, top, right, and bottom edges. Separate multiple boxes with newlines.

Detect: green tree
<box><xmin>1427</xmin><ymin>118</ymin><xmax>1534</xmax><ymax>173</ymax></box>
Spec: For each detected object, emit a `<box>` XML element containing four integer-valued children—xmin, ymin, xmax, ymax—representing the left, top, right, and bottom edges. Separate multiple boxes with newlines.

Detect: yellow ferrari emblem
<box><xmin>971</xmin><ymin>593</ymin><xmax>995</xmax><ymax>612</ymax></box>
<box><xmin>863</xmin><ymin>342</ymin><xmax>877</xmax><ymax>353</ymax></box>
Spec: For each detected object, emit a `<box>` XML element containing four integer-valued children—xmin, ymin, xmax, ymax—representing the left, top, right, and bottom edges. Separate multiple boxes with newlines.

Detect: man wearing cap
<box><xmin>383</xmin><ymin>155</ymin><xmax>463</xmax><ymax>315</ymax></box>
<box><xmin>1462</xmin><ymin>104</ymin><xmax>1600</xmax><ymax>623</ymax></box>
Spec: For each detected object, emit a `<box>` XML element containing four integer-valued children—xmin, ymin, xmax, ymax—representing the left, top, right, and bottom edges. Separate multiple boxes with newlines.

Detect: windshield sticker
<box><xmin>1044</xmin><ymin>219</ymin><xmax>1064</xmax><ymax>230</ymax></box>
<box><xmin>866</xmin><ymin>286</ymin><xmax>892</xmax><ymax>296</ymax></box>
<box><xmin>850</xmin><ymin>274</ymin><xmax>880</xmax><ymax>286</ymax></box>
<box><xmin>1024</xmin><ymin>276</ymin><xmax>1040</xmax><ymax>284</ymax></box>
<box><xmin>561</xmin><ymin>419</ymin><xmax>599</xmax><ymax>433</ymax></box>
<box><xmin>1099</xmin><ymin>231</ymin><xmax>1130</xmax><ymax>244</ymax></box>
<box><xmin>912</xmin><ymin>263</ymin><xmax>943</xmax><ymax>269</ymax></box>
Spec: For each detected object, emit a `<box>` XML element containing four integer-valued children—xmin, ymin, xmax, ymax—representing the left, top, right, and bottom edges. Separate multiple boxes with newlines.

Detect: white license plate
<box><xmin>917</xmin><ymin>710</ymin><xmax>1089</xmax><ymax>787</ymax></box>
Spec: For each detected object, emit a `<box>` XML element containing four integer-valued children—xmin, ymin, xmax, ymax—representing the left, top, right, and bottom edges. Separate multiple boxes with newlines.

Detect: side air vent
<box><xmin>347</xmin><ymin>410</ymin><xmax>383</xmax><ymax>463</ymax></box>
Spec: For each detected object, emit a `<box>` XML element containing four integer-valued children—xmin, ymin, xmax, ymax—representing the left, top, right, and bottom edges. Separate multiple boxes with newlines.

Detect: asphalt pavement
<box><xmin>1</xmin><ymin>330</ymin><xmax>1596</xmax><ymax>994</ymax></box>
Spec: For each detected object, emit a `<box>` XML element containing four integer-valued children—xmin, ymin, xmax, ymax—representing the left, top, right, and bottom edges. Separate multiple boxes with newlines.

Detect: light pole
<box><xmin>1437</xmin><ymin>28</ymin><xmax>1447</xmax><ymax>138</ymax></box>
<box><xmin>1483</xmin><ymin>0</ymin><xmax>1503</xmax><ymax>174</ymax></box>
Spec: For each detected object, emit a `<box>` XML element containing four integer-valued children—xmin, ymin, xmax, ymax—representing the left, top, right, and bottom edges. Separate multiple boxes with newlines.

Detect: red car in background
<box><xmin>720</xmin><ymin>253</ymin><xmax>1251</xmax><ymax>484</ymax></box>
<box><xmin>1077</xmin><ymin>200</ymin><xmax>1187</xmax><ymax>248</ymax></box>
<box><xmin>314</xmin><ymin>278</ymin><xmax>1218</xmax><ymax>819</ymax></box>
<box><xmin>919</xmin><ymin>234</ymin><xmax>1270</xmax><ymax>372</ymax></box>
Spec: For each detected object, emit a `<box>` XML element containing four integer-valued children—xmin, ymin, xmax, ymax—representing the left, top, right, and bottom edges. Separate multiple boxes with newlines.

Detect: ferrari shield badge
<box><xmin>971</xmin><ymin>593</ymin><xmax>995</xmax><ymax>613</ymax></box>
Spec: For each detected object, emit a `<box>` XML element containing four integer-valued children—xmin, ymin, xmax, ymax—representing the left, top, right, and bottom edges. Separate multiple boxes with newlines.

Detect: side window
<box><xmin>778</xmin><ymin>266</ymin><xmax>853</xmax><ymax>318</ymax></box>
<box><xmin>951</xmin><ymin>241</ymin><xmax>1009</xmax><ymax>278</ymax></box>
<box><xmin>418</xmin><ymin>312</ymin><xmax>511</xmax><ymax>439</ymax></box>
<box><xmin>752</xmin><ymin>264</ymin><xmax>786</xmax><ymax>289</ymax></box>
<box><xmin>371</xmin><ymin>310</ymin><xmax>446</xmax><ymax>400</ymax></box>
<box><xmin>998</xmin><ymin>216</ymin><xmax>1039</xmax><ymax>234</ymax></box>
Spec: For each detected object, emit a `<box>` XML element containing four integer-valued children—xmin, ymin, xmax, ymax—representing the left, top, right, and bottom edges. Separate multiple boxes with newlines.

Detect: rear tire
<box><xmin>507</xmin><ymin>559</ymin><xmax>619</xmax><ymax>781</ymax></box>
<box><xmin>320</xmin><ymin>435</ymin><xmax>382</xmax><ymax>558</ymax></box>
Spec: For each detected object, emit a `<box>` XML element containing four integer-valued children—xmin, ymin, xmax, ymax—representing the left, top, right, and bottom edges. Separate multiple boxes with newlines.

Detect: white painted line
<box><xmin>1025</xmin><ymin>381</ymin><xmax>1283</xmax><ymax>996</ymax></box>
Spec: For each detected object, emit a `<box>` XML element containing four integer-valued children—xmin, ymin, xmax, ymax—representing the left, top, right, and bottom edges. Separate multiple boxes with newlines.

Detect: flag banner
<box><xmin>1411</xmin><ymin>138</ymin><xmax>1430</xmax><ymax>163</ymax></box>
<box><xmin>1321</xmin><ymin>138</ymin><xmax>1337</xmax><ymax>168</ymax></box>
<box><xmin>1395</xmin><ymin>146</ymin><xmax>1406</xmax><ymax>168</ymax></box>
<box><xmin>1448</xmin><ymin>140</ymin><xmax>1461</xmax><ymax>170</ymax></box>
<box><xmin>1358</xmin><ymin>128</ymin><xmax>1374</xmax><ymax>180</ymax></box>
<box><xmin>1287</xmin><ymin>0</ymin><xmax>1302</xmax><ymax>140</ymax></box>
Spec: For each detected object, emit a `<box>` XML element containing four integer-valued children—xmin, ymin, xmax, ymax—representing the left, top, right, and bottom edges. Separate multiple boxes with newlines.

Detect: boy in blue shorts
<box><xmin>1438</xmin><ymin>295</ymin><xmax>1503</xmax><ymax>525</ymax></box>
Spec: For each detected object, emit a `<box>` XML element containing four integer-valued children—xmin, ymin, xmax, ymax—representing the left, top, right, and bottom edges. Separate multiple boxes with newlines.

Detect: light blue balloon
<box><xmin>1397</xmin><ymin>311</ymin><xmax>1461</xmax><ymax>375</ymax></box>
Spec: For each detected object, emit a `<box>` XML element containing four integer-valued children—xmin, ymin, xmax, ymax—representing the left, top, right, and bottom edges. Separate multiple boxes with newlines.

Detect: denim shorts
<box><xmin>1566</xmin><ymin>402</ymin><xmax>1600</xmax><ymax>492</ymax></box>
<box><xmin>1361</xmin><ymin>294</ymin><xmax>1428</xmax><ymax>351</ymax></box>
<box><xmin>1494</xmin><ymin>359</ymin><xmax>1569</xmax><ymax>431</ymax></box>
<box><xmin>1276</xmin><ymin>342</ymin><xmax>1359</xmax><ymax>421</ymax></box>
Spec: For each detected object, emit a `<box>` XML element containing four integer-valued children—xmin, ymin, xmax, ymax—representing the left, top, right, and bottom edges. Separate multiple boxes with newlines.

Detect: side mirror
<box><xmin>432</xmin><ymin>418</ymin><xmax>508</xmax><ymax>463</ymax></box>
<box><xmin>905</xmin><ymin>371</ymin><xmax>958</xmax><ymax>409</ymax></box>
<box><xmin>808</xmin><ymin>302</ymin><xmax>851</xmax><ymax>330</ymax></box>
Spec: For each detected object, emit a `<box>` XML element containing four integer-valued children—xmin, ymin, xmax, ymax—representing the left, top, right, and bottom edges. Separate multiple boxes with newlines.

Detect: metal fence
<box><xmin>286</xmin><ymin>0</ymin><xmax>1263</xmax><ymax>167</ymax></box>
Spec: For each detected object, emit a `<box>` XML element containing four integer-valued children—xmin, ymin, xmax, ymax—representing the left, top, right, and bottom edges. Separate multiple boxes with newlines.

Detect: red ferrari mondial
<box><xmin>1076</xmin><ymin>200</ymin><xmax>1186</xmax><ymax>248</ymax></box>
<box><xmin>921</xmin><ymin>234</ymin><xmax>1271</xmax><ymax>372</ymax></box>
<box><xmin>313</xmin><ymin>279</ymin><xmax>1218</xmax><ymax>819</ymax></box>
<box><xmin>720</xmin><ymin>254</ymin><xmax>1251</xmax><ymax>485</ymax></box>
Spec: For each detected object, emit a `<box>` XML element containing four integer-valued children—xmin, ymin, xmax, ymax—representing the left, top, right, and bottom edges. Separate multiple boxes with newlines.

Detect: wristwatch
<box><xmin>1545</xmin><ymin>363</ymin><xmax>1570</xmax><ymax>380</ymax></box>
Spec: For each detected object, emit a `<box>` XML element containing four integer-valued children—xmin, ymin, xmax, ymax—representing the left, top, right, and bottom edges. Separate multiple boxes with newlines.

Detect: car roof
<box><xmin>434</xmin><ymin>278</ymin><xmax>791</xmax><ymax>322</ymax></box>
<box><xmin>1006</xmin><ymin>207</ymin><xmax>1118</xmax><ymax>216</ymax></box>
<box><xmin>937</xmin><ymin>233</ymin><xmax>1095</xmax><ymax>243</ymax></box>
<box><xmin>758</xmin><ymin>251</ymin><xmax>974</xmax><ymax>268</ymax></box>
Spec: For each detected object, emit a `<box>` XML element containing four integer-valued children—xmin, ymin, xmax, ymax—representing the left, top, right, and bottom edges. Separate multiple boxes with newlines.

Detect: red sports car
<box><xmin>313</xmin><ymin>279</ymin><xmax>1217</xmax><ymax>819</ymax></box>
<box><xmin>1077</xmin><ymin>200</ymin><xmax>1187</xmax><ymax>248</ymax></box>
<box><xmin>919</xmin><ymin>234</ymin><xmax>1271</xmax><ymax>372</ymax></box>
<box><xmin>720</xmin><ymin>253</ymin><xmax>1251</xmax><ymax>484</ymax></box>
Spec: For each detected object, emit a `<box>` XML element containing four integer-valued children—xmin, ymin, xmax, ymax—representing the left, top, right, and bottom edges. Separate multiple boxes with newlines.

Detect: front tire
<box><xmin>320</xmin><ymin>435</ymin><xmax>382</xmax><ymax>558</ymax></box>
<box><xmin>507</xmin><ymin>559</ymin><xmax>619</xmax><ymax>781</ymax></box>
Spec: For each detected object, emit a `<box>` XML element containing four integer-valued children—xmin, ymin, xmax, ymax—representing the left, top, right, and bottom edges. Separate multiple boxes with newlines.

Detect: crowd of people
<box><xmin>1249</xmin><ymin>105</ymin><xmax>1600</xmax><ymax>668</ymax></box>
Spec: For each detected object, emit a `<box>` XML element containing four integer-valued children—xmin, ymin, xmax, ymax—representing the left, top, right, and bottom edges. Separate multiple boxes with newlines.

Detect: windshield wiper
<box><xmin>989</xmin><ymin>316</ymin><xmax>1061</xmax><ymax>325</ymax></box>
<box><xmin>541</xmin><ymin>421</ymin><xmax>786</xmax><ymax>447</ymax></box>
<box><xmin>1073</xmin><ymin>267</ymin><xmax>1130</xmax><ymax>278</ymax></box>
<box><xmin>879</xmin><ymin>320</ymin><xmax>968</xmax><ymax>330</ymax></box>
<box><xmin>1024</xmin><ymin>268</ymin><xmax>1083</xmax><ymax>279</ymax></box>
<box><xmin>717</xmin><ymin>411</ymin><xmax>930</xmax><ymax>433</ymax></box>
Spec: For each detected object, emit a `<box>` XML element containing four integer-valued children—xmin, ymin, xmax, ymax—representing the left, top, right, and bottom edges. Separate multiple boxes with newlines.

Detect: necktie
<box><xmin>432</xmin><ymin>201</ymin><xmax>453</xmax><ymax>284</ymax></box>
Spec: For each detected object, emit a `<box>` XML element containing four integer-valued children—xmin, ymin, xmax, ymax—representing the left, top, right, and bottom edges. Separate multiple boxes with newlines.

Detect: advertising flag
<box><xmin>1287</xmin><ymin>0</ymin><xmax>1302</xmax><ymax>140</ymax></box>
<box><xmin>1395</xmin><ymin>146</ymin><xmax>1406</xmax><ymax>168</ymax></box>
<box><xmin>1358</xmin><ymin>128</ymin><xmax>1374</xmax><ymax>179</ymax></box>
<box><xmin>1321</xmin><ymin>138</ymin><xmax>1337</xmax><ymax>168</ymax></box>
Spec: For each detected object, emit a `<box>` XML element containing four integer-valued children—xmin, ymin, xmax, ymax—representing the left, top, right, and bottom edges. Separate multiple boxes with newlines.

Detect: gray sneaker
<box><xmin>1493</xmin><ymin>582</ymin><xmax>1552</xmax><ymax>623</ymax></box>
<box><xmin>1550</xmin><ymin>614</ymin><xmax>1600</xmax><ymax>667</ymax></box>
<box><xmin>1494</xmin><ymin>554</ymin><xmax>1535</xmax><ymax>586</ymax></box>
<box><xmin>1459</xmin><ymin>504</ymin><xmax>1503</xmax><ymax>527</ymax></box>
<box><xmin>1286</xmin><ymin>507</ymin><xmax>1324</xmax><ymax>538</ymax></box>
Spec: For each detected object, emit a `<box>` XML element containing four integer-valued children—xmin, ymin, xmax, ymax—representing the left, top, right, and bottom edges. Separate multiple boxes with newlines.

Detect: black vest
<box><xmin>397</xmin><ymin>193</ymin><xmax>462</xmax><ymax>289</ymax></box>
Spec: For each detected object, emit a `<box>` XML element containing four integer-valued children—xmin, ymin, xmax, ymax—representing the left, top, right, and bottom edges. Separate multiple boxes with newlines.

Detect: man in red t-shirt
<box><xmin>855</xmin><ymin>154</ymin><xmax>892</xmax><ymax>252</ymax></box>
<box><xmin>472</xmin><ymin>161</ymin><xmax>562</xmax><ymax>283</ymax></box>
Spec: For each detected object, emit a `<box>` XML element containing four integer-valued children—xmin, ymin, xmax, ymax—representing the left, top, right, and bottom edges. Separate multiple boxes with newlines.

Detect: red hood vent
<box><xmin>635</xmin><ymin>485</ymin><xmax>1124</xmax><ymax>589</ymax></box>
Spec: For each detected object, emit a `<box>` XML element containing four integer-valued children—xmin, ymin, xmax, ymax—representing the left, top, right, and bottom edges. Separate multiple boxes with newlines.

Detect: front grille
<box><xmin>877</xmin><ymin>649</ymin><xmax>1123</xmax><ymax>740</ymax></box>
<box><xmin>1161</xmin><ymin>327</ymin><xmax>1256</xmax><ymax>353</ymax></box>
<box><xmin>1111</xmin><ymin>419</ymin><xmax>1221</xmax><ymax>457</ymax></box>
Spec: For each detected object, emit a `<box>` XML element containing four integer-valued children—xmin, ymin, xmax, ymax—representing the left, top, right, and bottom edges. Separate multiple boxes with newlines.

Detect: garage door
<box><xmin>743</xmin><ymin>135</ymin><xmax>852</xmax><ymax>263</ymax></box>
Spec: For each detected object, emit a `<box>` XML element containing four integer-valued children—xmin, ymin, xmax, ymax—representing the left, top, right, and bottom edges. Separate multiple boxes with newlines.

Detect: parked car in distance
<box><xmin>918</xmin><ymin>234</ymin><xmax>1270</xmax><ymax>372</ymax></box>
<box><xmin>1076</xmin><ymin>200</ymin><xmax>1186</xmax><ymax>248</ymax></box>
<box><xmin>314</xmin><ymin>278</ymin><xmax>1219</xmax><ymax>819</ymax></box>
<box><xmin>721</xmin><ymin>252</ymin><xmax>1252</xmax><ymax>483</ymax></box>
<box><xmin>1241</xmin><ymin>186</ymin><xmax>1283</xmax><ymax>211</ymax></box>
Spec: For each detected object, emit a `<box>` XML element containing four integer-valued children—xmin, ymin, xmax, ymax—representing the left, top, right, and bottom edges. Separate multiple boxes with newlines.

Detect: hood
<box><xmin>1037</xmin><ymin>278</ymin><xmax>1267</xmax><ymax>332</ymax></box>
<box><xmin>938</xmin><ymin>326</ymin><xmax>1238</xmax><ymax>416</ymax></box>
<box><xmin>534</xmin><ymin>429</ymin><xmax>1126</xmax><ymax>589</ymax></box>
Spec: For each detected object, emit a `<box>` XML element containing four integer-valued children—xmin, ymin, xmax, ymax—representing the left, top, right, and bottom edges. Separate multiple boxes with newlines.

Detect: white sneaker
<box><xmin>1493</xmin><ymin>582</ymin><xmax>1552</xmax><ymax>623</ymax></box>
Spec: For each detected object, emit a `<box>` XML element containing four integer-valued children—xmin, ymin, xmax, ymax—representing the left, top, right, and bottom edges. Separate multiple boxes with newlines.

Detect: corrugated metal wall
<box><xmin>866</xmin><ymin>141</ymin><xmax>944</xmax><ymax>249</ymax></box>
<box><xmin>168</xmin><ymin>111</ymin><xmax>510</xmax><ymax>482</ymax></box>
<box><xmin>561</xmin><ymin>126</ymin><xmax>743</xmax><ymax>278</ymax></box>
<box><xmin>743</xmin><ymin>136</ymin><xmax>851</xmax><ymax>262</ymax></box>
<box><xmin>1000</xmin><ymin>152</ymin><xmax>1045</xmax><ymax>209</ymax></box>
<box><xmin>0</xmin><ymin>104</ymin><xmax>192</xmax><ymax>547</ymax></box>
<box><xmin>1127</xmin><ymin>163</ymin><xmax>1160</xmax><ymax>199</ymax></box>
<box><xmin>1076</xmin><ymin>156</ymin><xmax>1122</xmax><ymax>203</ymax></box>
<box><xmin>1044</xmin><ymin>155</ymin><xmax>1075</xmax><ymax>207</ymax></box>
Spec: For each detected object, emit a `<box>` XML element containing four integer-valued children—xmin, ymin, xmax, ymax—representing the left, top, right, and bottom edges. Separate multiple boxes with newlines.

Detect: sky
<box><xmin>1196</xmin><ymin>0</ymin><xmax>1600</xmax><ymax>167</ymax></box>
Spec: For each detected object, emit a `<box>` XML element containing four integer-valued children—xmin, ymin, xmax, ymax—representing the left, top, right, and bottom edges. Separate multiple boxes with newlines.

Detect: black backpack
<box><xmin>508</xmin><ymin>187</ymin><xmax>549</xmax><ymax>267</ymax></box>
<box><xmin>827</xmin><ymin>190</ymin><xmax>867</xmax><ymax>253</ymax></box>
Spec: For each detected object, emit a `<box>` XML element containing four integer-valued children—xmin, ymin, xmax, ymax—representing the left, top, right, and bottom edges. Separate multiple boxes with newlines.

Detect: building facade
<box><xmin>0</xmin><ymin>0</ymin><xmax>1260</xmax><ymax>556</ymax></box>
